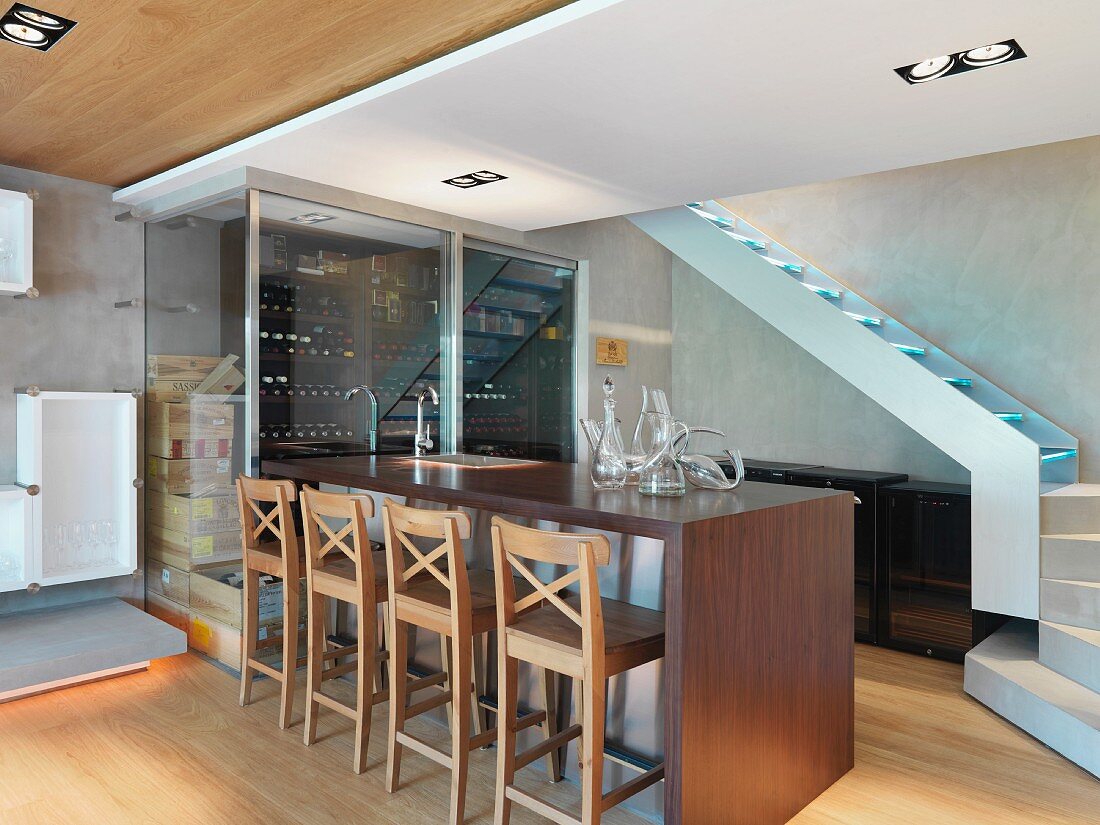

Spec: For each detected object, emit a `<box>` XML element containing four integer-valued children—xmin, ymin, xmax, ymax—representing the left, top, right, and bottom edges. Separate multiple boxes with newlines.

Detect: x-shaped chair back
<box><xmin>236</xmin><ymin>475</ymin><xmax>300</xmax><ymax>572</ymax></box>
<box><xmin>299</xmin><ymin>486</ymin><xmax>376</xmax><ymax>576</ymax></box>
<box><xmin>382</xmin><ymin>498</ymin><xmax>472</xmax><ymax>615</ymax></box>
<box><xmin>490</xmin><ymin>516</ymin><xmax>612</xmax><ymax>658</ymax></box>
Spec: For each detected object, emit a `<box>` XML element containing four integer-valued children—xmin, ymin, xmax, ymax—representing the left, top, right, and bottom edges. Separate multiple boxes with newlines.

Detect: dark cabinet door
<box><xmin>787</xmin><ymin>474</ymin><xmax>877</xmax><ymax>642</ymax></box>
<box><xmin>883</xmin><ymin>490</ymin><xmax>971</xmax><ymax>661</ymax></box>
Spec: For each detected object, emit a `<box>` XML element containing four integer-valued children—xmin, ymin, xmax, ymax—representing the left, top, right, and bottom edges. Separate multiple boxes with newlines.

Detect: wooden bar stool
<box><xmin>235</xmin><ymin>474</ymin><xmax>304</xmax><ymax>730</ymax></box>
<box><xmin>299</xmin><ymin>485</ymin><xmax>393</xmax><ymax>774</ymax></box>
<box><xmin>382</xmin><ymin>499</ymin><xmax>558</xmax><ymax>825</ymax></box>
<box><xmin>490</xmin><ymin>516</ymin><xmax>666</xmax><ymax>825</ymax></box>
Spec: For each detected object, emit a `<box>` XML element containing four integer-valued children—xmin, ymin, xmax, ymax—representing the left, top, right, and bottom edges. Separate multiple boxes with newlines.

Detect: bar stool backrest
<box><xmin>236</xmin><ymin>474</ymin><xmax>299</xmax><ymax>559</ymax></box>
<box><xmin>299</xmin><ymin>486</ymin><xmax>375</xmax><ymax>576</ymax></box>
<box><xmin>490</xmin><ymin>516</ymin><xmax>612</xmax><ymax>659</ymax></box>
<box><xmin>382</xmin><ymin>498</ymin><xmax>472</xmax><ymax>622</ymax></box>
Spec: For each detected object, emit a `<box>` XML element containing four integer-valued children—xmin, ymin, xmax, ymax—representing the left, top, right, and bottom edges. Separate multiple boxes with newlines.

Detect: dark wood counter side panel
<box><xmin>671</xmin><ymin>494</ymin><xmax>854</xmax><ymax>824</ymax></box>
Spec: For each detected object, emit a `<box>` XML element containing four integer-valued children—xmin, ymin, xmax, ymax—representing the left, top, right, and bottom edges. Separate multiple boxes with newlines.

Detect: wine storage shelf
<box><xmin>0</xmin><ymin>188</ymin><xmax>33</xmax><ymax>297</ymax></box>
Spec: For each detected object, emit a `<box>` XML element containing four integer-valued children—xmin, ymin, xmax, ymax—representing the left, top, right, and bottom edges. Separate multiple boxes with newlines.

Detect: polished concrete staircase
<box><xmin>966</xmin><ymin>484</ymin><xmax>1100</xmax><ymax>778</ymax></box>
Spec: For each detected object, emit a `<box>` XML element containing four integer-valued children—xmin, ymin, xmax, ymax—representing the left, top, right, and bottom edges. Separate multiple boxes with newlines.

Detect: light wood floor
<box><xmin>0</xmin><ymin>644</ymin><xmax>1096</xmax><ymax>824</ymax></box>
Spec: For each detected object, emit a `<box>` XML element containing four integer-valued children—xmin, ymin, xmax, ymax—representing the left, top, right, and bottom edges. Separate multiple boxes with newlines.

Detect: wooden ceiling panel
<box><xmin>0</xmin><ymin>0</ymin><xmax>571</xmax><ymax>186</ymax></box>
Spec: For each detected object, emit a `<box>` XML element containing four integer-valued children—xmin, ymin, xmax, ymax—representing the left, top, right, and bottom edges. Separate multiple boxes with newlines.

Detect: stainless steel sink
<box><xmin>411</xmin><ymin>454</ymin><xmax>540</xmax><ymax>468</ymax></box>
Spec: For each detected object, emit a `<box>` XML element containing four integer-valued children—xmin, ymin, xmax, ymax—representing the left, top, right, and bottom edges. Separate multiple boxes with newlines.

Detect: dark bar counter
<box><xmin>263</xmin><ymin>455</ymin><xmax>854</xmax><ymax>825</ymax></box>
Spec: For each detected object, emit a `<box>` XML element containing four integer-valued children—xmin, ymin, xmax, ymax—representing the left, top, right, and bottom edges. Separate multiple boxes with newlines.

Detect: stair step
<box><xmin>843</xmin><ymin>311</ymin><xmax>883</xmax><ymax>327</ymax></box>
<box><xmin>802</xmin><ymin>283</ymin><xmax>842</xmax><ymax>299</ymax></box>
<box><xmin>940</xmin><ymin>376</ymin><xmax>973</xmax><ymax>388</ymax></box>
<box><xmin>722</xmin><ymin>228</ymin><xmax>767</xmax><ymax>252</ymax></box>
<box><xmin>1040</xmin><ymin>621</ymin><xmax>1100</xmax><ymax>695</ymax></box>
<box><xmin>1040</xmin><ymin>578</ymin><xmax>1100</xmax><ymax>630</ymax></box>
<box><xmin>994</xmin><ymin>412</ymin><xmax>1024</xmax><ymax>422</ymax></box>
<box><xmin>890</xmin><ymin>342</ymin><xmax>926</xmax><ymax>355</ymax></box>
<box><xmin>964</xmin><ymin>620</ymin><xmax>1100</xmax><ymax>778</ymax></box>
<box><xmin>762</xmin><ymin>255</ymin><xmax>803</xmax><ymax>275</ymax></box>
<box><xmin>1041</xmin><ymin>448</ymin><xmax>1079</xmax><ymax>464</ymax></box>
<box><xmin>1041</xmin><ymin>485</ymin><xmax>1100</xmax><ymax>534</ymax></box>
<box><xmin>1041</xmin><ymin>534</ymin><xmax>1100</xmax><ymax>582</ymax></box>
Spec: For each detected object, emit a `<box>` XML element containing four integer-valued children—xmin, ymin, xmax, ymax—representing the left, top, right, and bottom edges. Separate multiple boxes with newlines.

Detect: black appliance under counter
<box><xmin>880</xmin><ymin>481</ymin><xmax>972</xmax><ymax>661</ymax></box>
<box><xmin>716</xmin><ymin>458</ymin><xmax>823</xmax><ymax>484</ymax></box>
<box><xmin>786</xmin><ymin>466</ymin><xmax>908</xmax><ymax>644</ymax></box>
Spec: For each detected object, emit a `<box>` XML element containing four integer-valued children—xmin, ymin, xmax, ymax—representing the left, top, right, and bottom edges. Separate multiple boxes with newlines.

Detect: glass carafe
<box><xmin>590</xmin><ymin>378</ymin><xmax>628</xmax><ymax>489</ymax></box>
<box><xmin>637</xmin><ymin>412</ymin><xmax>687</xmax><ymax>497</ymax></box>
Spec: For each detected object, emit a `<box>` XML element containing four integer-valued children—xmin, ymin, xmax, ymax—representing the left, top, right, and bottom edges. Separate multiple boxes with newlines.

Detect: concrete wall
<box><xmin>0</xmin><ymin>164</ymin><xmax>144</xmax><ymax>615</ymax></box>
<box><xmin>527</xmin><ymin>216</ymin><xmax>674</xmax><ymax>429</ymax></box>
<box><xmin>723</xmin><ymin>134</ymin><xmax>1100</xmax><ymax>483</ymax></box>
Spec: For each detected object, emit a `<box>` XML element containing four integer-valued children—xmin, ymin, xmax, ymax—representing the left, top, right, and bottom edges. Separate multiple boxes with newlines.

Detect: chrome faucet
<box><xmin>344</xmin><ymin>385</ymin><xmax>379</xmax><ymax>452</ymax></box>
<box><xmin>415</xmin><ymin>386</ymin><xmax>439</xmax><ymax>456</ymax></box>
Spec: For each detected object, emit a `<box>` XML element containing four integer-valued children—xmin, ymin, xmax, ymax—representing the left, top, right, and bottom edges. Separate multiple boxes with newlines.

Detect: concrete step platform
<box><xmin>1041</xmin><ymin>578</ymin><xmax>1100</xmax><ymax>631</ymax></box>
<box><xmin>965</xmin><ymin>620</ymin><xmax>1100</xmax><ymax>779</ymax></box>
<box><xmin>1040</xmin><ymin>620</ymin><xmax>1100</xmax><ymax>695</ymax></box>
<box><xmin>1041</xmin><ymin>485</ymin><xmax>1100</xmax><ymax>535</ymax></box>
<box><xmin>1041</xmin><ymin>534</ymin><xmax>1100</xmax><ymax>582</ymax></box>
<box><xmin>0</xmin><ymin>598</ymin><xmax>186</xmax><ymax>702</ymax></box>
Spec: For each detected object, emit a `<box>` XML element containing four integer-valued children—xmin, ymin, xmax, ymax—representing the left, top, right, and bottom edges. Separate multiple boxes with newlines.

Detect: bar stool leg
<box><xmin>440</xmin><ymin>632</ymin><xmax>455</xmax><ymax>730</ymax></box>
<box><xmin>279</xmin><ymin>573</ymin><xmax>300</xmax><ymax>730</ymax></box>
<box><xmin>472</xmin><ymin>636</ymin><xmax>488</xmax><ymax>737</ymax></box>
<box><xmin>353</xmin><ymin>597</ymin><xmax>375</xmax><ymax>774</ymax></box>
<box><xmin>573</xmin><ymin>679</ymin><xmax>584</xmax><ymax>772</ymax></box>
<box><xmin>494</xmin><ymin>648</ymin><xmax>519</xmax><ymax>825</ymax></box>
<box><xmin>239</xmin><ymin>567</ymin><xmax>259</xmax><ymax>706</ymax></box>
<box><xmin>580</xmin><ymin>672</ymin><xmax>605</xmax><ymax>825</ymax></box>
<box><xmin>386</xmin><ymin>613</ymin><xmax>409</xmax><ymax>793</ymax></box>
<box><xmin>448</xmin><ymin>631</ymin><xmax>472</xmax><ymax>825</ymax></box>
<box><xmin>539</xmin><ymin>667</ymin><xmax>562</xmax><ymax>781</ymax></box>
<box><xmin>303</xmin><ymin>588</ymin><xmax>325</xmax><ymax>746</ymax></box>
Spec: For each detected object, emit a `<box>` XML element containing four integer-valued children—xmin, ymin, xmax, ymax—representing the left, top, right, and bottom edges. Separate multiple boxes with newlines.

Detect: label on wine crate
<box><xmin>192</xmin><ymin>536</ymin><xmax>214</xmax><ymax>558</ymax></box>
<box><xmin>191</xmin><ymin>499</ymin><xmax>214</xmax><ymax>519</ymax></box>
<box><xmin>596</xmin><ymin>337</ymin><xmax>628</xmax><ymax>366</ymax></box>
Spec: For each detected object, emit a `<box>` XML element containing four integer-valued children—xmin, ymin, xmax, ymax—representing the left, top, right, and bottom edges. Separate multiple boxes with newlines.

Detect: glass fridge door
<box><xmin>461</xmin><ymin>243</ymin><xmax>576</xmax><ymax>462</ymax></box>
<box><xmin>256</xmin><ymin>193</ymin><xmax>447</xmax><ymax>461</ymax></box>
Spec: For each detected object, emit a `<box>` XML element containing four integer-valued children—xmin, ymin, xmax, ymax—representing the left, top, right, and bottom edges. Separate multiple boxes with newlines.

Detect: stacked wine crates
<box><xmin>142</xmin><ymin>355</ymin><xmax>304</xmax><ymax>672</ymax></box>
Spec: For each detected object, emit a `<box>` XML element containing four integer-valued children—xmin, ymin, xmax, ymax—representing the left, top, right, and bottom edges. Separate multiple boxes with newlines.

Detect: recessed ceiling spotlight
<box><xmin>288</xmin><ymin>212</ymin><xmax>336</xmax><ymax>224</ymax></box>
<box><xmin>443</xmin><ymin>170</ymin><xmax>508</xmax><ymax>189</ymax></box>
<box><xmin>0</xmin><ymin>3</ymin><xmax>76</xmax><ymax>51</ymax></box>
<box><xmin>896</xmin><ymin>38</ymin><xmax>1025</xmax><ymax>85</ymax></box>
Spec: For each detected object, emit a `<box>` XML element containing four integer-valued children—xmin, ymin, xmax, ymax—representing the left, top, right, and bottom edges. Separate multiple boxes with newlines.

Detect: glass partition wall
<box><xmin>145</xmin><ymin>191</ymin><xmax>577</xmax><ymax>475</ymax></box>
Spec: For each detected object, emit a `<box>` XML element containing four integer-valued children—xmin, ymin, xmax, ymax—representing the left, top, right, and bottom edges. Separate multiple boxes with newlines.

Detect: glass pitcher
<box><xmin>637</xmin><ymin>412</ymin><xmax>688</xmax><ymax>497</ymax></box>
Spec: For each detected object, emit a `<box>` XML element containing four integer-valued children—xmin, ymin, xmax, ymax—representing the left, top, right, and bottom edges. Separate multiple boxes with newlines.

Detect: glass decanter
<box><xmin>590</xmin><ymin>375</ymin><xmax>628</xmax><ymax>489</ymax></box>
<box><xmin>637</xmin><ymin>412</ymin><xmax>687</xmax><ymax>497</ymax></box>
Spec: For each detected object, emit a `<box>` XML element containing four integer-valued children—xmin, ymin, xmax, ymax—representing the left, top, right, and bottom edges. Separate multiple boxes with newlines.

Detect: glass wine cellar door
<box><xmin>145</xmin><ymin>190</ymin><xmax>578</xmax><ymax>475</ymax></box>
<box><xmin>460</xmin><ymin>242</ymin><xmax>576</xmax><ymax>462</ymax></box>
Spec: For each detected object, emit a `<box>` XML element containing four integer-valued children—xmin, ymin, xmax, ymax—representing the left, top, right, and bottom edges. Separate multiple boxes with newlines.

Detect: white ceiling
<box><xmin>115</xmin><ymin>0</ymin><xmax>1100</xmax><ymax>231</ymax></box>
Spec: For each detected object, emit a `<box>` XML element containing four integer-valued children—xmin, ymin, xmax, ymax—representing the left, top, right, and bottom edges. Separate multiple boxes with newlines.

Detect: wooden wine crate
<box><xmin>145</xmin><ymin>591</ymin><xmax>189</xmax><ymax>635</ymax></box>
<box><xmin>146</xmin><ymin>400</ymin><xmax>236</xmax><ymax>441</ymax></box>
<box><xmin>146</xmin><ymin>490</ymin><xmax>239</xmax><ymax>535</ymax></box>
<box><xmin>187</xmin><ymin>611</ymin><xmax>298</xmax><ymax>672</ymax></box>
<box><xmin>147</xmin><ymin>435</ymin><xmax>233</xmax><ymax>460</ymax></box>
<box><xmin>147</xmin><ymin>524</ymin><xmax>241</xmax><ymax>568</ymax></box>
<box><xmin>147</xmin><ymin>355</ymin><xmax>228</xmax><ymax>384</ymax></box>
<box><xmin>189</xmin><ymin>564</ymin><xmax>306</xmax><ymax>631</ymax></box>
<box><xmin>146</xmin><ymin>455</ymin><xmax>234</xmax><ymax>495</ymax></box>
<box><xmin>145</xmin><ymin>557</ymin><xmax>190</xmax><ymax>607</ymax></box>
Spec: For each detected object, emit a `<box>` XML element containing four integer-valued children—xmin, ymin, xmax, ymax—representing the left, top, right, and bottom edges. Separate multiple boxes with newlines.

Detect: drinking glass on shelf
<box><xmin>96</xmin><ymin>520</ymin><xmax>117</xmax><ymax>565</ymax></box>
<box><xmin>0</xmin><ymin>237</ymin><xmax>14</xmax><ymax>282</ymax></box>
<box><xmin>0</xmin><ymin>554</ymin><xmax>18</xmax><ymax>582</ymax></box>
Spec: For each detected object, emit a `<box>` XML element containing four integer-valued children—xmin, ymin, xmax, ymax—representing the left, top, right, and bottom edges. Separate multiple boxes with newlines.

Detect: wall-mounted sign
<box><xmin>596</xmin><ymin>337</ymin><xmax>628</xmax><ymax>366</ymax></box>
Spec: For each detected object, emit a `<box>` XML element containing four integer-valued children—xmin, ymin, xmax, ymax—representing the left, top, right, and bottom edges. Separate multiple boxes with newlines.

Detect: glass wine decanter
<box><xmin>637</xmin><ymin>412</ymin><xmax>688</xmax><ymax>497</ymax></box>
<box><xmin>590</xmin><ymin>375</ymin><xmax>628</xmax><ymax>489</ymax></box>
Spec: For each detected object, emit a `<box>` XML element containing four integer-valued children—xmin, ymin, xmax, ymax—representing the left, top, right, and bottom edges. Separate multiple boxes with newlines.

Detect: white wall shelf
<box><xmin>0</xmin><ymin>188</ymin><xmax>33</xmax><ymax>297</ymax></box>
<box><xmin>16</xmin><ymin>391</ymin><xmax>138</xmax><ymax>587</ymax></box>
<box><xmin>0</xmin><ymin>486</ymin><xmax>32</xmax><ymax>594</ymax></box>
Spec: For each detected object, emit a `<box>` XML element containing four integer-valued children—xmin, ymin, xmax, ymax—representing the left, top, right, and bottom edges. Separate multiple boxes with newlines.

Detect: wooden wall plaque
<box><xmin>596</xmin><ymin>337</ymin><xmax>628</xmax><ymax>366</ymax></box>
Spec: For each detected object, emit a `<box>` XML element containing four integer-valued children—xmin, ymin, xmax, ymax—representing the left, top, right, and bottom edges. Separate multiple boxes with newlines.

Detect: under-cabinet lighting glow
<box><xmin>891</xmin><ymin>343</ymin><xmax>926</xmax><ymax>355</ymax></box>
<box><xmin>844</xmin><ymin>311</ymin><xmax>882</xmax><ymax>327</ymax></box>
